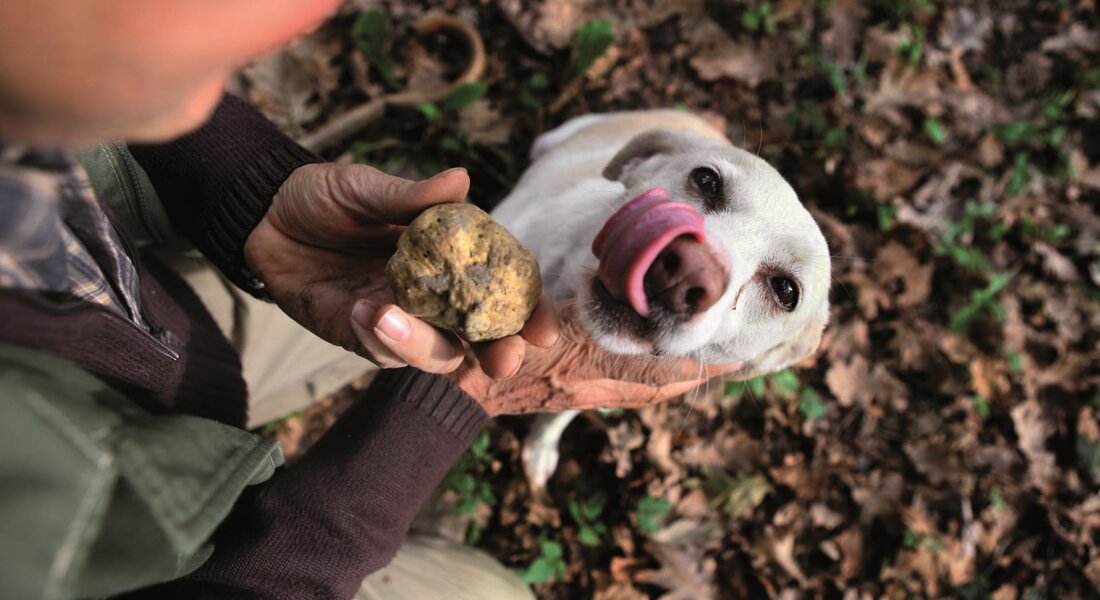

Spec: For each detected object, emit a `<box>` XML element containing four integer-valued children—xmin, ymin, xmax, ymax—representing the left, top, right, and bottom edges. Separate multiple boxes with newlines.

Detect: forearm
<box><xmin>129</xmin><ymin>93</ymin><xmax>321</xmax><ymax>296</ymax></box>
<box><xmin>121</xmin><ymin>368</ymin><xmax>488</xmax><ymax>600</ymax></box>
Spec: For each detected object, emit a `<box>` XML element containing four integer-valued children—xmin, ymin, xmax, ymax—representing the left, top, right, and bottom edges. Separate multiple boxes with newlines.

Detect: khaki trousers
<box><xmin>162</xmin><ymin>252</ymin><xmax>533</xmax><ymax>600</ymax></box>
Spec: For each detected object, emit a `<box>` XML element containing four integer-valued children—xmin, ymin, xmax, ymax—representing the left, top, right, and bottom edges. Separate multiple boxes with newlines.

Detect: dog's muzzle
<box><xmin>592</xmin><ymin>188</ymin><xmax>727</xmax><ymax>319</ymax></box>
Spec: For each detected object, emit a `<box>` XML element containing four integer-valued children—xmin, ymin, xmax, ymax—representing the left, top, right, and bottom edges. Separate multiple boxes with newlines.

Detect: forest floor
<box><xmin>251</xmin><ymin>1</ymin><xmax>1100</xmax><ymax>598</ymax></box>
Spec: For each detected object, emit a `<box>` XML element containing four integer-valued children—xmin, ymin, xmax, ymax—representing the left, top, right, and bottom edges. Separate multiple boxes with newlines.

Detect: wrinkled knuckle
<box><xmin>377</xmin><ymin>176</ymin><xmax>409</xmax><ymax>204</ymax></box>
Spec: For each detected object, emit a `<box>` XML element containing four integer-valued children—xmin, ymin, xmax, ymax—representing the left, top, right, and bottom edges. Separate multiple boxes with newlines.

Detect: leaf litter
<box><xmin>252</xmin><ymin>1</ymin><xmax>1100</xmax><ymax>597</ymax></box>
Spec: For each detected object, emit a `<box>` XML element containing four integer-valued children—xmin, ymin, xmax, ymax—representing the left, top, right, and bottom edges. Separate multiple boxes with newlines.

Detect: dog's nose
<box><xmin>643</xmin><ymin>235</ymin><xmax>728</xmax><ymax>317</ymax></box>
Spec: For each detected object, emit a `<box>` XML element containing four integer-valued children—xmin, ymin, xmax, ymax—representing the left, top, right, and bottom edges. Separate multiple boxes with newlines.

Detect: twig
<box><xmin>299</xmin><ymin>14</ymin><xmax>487</xmax><ymax>154</ymax></box>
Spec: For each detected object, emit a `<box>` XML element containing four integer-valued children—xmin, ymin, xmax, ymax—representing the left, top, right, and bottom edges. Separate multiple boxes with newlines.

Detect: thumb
<box><xmin>346</xmin><ymin>166</ymin><xmax>471</xmax><ymax>224</ymax></box>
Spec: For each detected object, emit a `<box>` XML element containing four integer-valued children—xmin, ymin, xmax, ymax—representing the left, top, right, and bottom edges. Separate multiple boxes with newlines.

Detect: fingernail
<box><xmin>375</xmin><ymin>307</ymin><xmax>411</xmax><ymax>342</ymax></box>
<box><xmin>351</xmin><ymin>301</ymin><xmax>375</xmax><ymax>329</ymax></box>
<box><xmin>494</xmin><ymin>351</ymin><xmax>524</xmax><ymax>381</ymax></box>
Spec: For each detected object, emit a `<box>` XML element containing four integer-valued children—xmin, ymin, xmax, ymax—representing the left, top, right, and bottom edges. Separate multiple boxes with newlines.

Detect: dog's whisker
<box><xmin>756</xmin><ymin>114</ymin><xmax>764</xmax><ymax>157</ymax></box>
<box><xmin>829</xmin><ymin>272</ymin><xmax>853</xmax><ymax>300</ymax></box>
<box><xmin>676</xmin><ymin>350</ymin><xmax>704</xmax><ymax>437</ymax></box>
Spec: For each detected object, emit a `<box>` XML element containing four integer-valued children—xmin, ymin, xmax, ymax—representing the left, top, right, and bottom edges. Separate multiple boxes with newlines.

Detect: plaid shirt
<box><xmin>0</xmin><ymin>142</ymin><xmax>147</xmax><ymax>329</ymax></box>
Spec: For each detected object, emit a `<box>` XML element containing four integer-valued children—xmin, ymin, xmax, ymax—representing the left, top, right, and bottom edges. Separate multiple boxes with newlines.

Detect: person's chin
<box><xmin>124</xmin><ymin>81</ymin><xmax>224</xmax><ymax>143</ymax></box>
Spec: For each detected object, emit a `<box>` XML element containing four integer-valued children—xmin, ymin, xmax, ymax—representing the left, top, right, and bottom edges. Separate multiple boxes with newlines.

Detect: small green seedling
<box><xmin>742</xmin><ymin>2</ymin><xmax>778</xmax><ymax>36</ymax></box>
<box><xmin>949</xmin><ymin>271</ymin><xmax>1014</xmax><ymax>334</ymax></box>
<box><xmin>799</xmin><ymin>388</ymin><xmax>827</xmax><ymax>421</ymax></box>
<box><xmin>971</xmin><ymin>395</ymin><xmax>990</xmax><ymax>419</ymax></box>
<box><xmin>440</xmin><ymin>430</ymin><xmax>496</xmax><ymax>544</ymax></box>
<box><xmin>353</xmin><ymin>9</ymin><xmax>400</xmax><ymax>90</ymax></box>
<box><xmin>568</xmin><ymin>492</ymin><xmax>608</xmax><ymax>546</ymax></box>
<box><xmin>518</xmin><ymin>535</ymin><xmax>568</xmax><ymax>584</ymax></box>
<box><xmin>923</xmin><ymin>115</ymin><xmax>948</xmax><ymax>146</ymax></box>
<box><xmin>635</xmin><ymin>495</ymin><xmax>674</xmax><ymax>534</ymax></box>
<box><xmin>521</xmin><ymin>72</ymin><xmax>551</xmax><ymax>110</ymax></box>
<box><xmin>572</xmin><ymin>19</ymin><xmax>615</xmax><ymax>76</ymax></box>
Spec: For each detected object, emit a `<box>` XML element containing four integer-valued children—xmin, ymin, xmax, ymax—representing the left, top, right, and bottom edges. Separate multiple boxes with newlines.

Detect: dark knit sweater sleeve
<box><xmin>121</xmin><ymin>368</ymin><xmax>489</xmax><ymax>600</ymax></box>
<box><xmin>129</xmin><ymin>93</ymin><xmax>321</xmax><ymax>296</ymax></box>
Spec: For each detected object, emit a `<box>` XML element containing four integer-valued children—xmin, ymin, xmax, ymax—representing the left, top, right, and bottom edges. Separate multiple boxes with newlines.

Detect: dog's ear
<box><xmin>602</xmin><ymin>129</ymin><xmax>699</xmax><ymax>180</ymax></box>
<box><xmin>730</xmin><ymin>312</ymin><xmax>828</xmax><ymax>382</ymax></box>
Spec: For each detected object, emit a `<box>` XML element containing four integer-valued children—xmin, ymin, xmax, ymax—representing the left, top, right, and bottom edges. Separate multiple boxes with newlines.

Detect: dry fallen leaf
<box><xmin>825</xmin><ymin>355</ymin><xmax>872</xmax><ymax>408</ymax></box>
<box><xmin>241</xmin><ymin>35</ymin><xmax>342</xmax><ymax>137</ymax></box>
<box><xmin>688</xmin><ymin>20</ymin><xmax>780</xmax><ymax>86</ymax></box>
<box><xmin>1010</xmin><ymin>400</ymin><xmax>1058</xmax><ymax>495</ymax></box>
<box><xmin>636</xmin><ymin>543</ymin><xmax>718</xmax><ymax>600</ymax></box>
<box><xmin>874</xmin><ymin>241</ymin><xmax>934</xmax><ymax>308</ymax></box>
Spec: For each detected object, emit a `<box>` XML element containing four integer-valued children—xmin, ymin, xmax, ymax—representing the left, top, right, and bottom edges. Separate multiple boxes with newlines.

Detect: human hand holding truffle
<box><xmin>243</xmin><ymin>163</ymin><xmax>559</xmax><ymax>379</ymax></box>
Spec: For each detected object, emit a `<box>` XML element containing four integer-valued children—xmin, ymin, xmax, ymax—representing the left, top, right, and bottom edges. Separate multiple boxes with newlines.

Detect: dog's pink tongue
<box><xmin>592</xmin><ymin>188</ymin><xmax>706</xmax><ymax>317</ymax></box>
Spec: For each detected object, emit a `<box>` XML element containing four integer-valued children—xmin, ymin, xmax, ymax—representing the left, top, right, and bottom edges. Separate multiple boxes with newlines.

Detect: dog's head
<box><xmin>576</xmin><ymin>128</ymin><xmax>830</xmax><ymax>375</ymax></box>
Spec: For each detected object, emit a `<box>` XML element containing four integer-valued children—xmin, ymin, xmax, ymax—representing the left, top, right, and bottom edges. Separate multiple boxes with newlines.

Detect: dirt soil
<box><xmin>252</xmin><ymin>1</ymin><xmax>1100</xmax><ymax>598</ymax></box>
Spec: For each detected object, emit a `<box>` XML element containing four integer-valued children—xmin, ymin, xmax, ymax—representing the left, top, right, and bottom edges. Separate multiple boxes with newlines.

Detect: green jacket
<box><xmin>0</xmin><ymin>344</ymin><xmax>282</xmax><ymax>600</ymax></box>
<box><xmin>0</xmin><ymin>142</ymin><xmax>282</xmax><ymax>599</ymax></box>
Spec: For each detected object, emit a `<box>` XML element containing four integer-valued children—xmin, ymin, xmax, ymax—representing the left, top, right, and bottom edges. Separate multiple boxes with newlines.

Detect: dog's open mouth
<box><xmin>592</xmin><ymin>188</ymin><xmax>708</xmax><ymax>317</ymax></box>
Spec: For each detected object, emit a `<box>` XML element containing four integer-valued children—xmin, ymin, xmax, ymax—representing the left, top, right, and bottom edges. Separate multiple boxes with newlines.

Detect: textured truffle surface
<box><xmin>387</xmin><ymin>203</ymin><xmax>542</xmax><ymax>342</ymax></box>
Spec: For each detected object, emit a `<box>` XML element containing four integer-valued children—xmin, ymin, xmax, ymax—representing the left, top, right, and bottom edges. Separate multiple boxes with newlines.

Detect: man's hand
<box><xmin>450</xmin><ymin>301</ymin><xmax>743</xmax><ymax>416</ymax></box>
<box><xmin>243</xmin><ymin>163</ymin><xmax>559</xmax><ymax>379</ymax></box>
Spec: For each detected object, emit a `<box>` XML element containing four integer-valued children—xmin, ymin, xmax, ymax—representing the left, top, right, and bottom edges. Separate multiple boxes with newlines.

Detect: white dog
<box><xmin>490</xmin><ymin>111</ymin><xmax>831</xmax><ymax>487</ymax></box>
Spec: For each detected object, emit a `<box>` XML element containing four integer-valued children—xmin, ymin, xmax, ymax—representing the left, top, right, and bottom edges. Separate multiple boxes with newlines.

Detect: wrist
<box><xmin>447</xmin><ymin>366</ymin><xmax>496</xmax><ymax>415</ymax></box>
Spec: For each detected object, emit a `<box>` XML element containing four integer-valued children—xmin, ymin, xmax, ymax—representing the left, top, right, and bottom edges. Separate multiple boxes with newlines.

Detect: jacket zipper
<box><xmin>100</xmin><ymin>304</ymin><xmax>181</xmax><ymax>361</ymax></box>
<box><xmin>111</xmin><ymin>141</ymin><xmax>162</xmax><ymax>244</ymax></box>
<box><xmin>12</xmin><ymin>292</ymin><xmax>181</xmax><ymax>361</ymax></box>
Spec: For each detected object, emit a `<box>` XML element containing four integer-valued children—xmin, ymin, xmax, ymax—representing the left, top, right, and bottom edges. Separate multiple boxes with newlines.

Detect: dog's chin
<box><xmin>577</xmin><ymin>273</ymin><xmax>693</xmax><ymax>357</ymax></box>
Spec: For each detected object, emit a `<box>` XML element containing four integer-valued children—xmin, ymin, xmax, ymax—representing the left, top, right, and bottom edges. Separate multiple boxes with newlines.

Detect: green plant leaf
<box><xmin>1005</xmin><ymin>152</ymin><xmax>1032</xmax><ymax>195</ymax></box>
<box><xmin>822</xmin><ymin>60</ymin><xmax>846</xmax><ymax>96</ymax></box>
<box><xmin>353</xmin><ymin>10</ymin><xmax>400</xmax><ymax>90</ymax></box>
<box><xmin>724</xmin><ymin>380</ymin><xmax>746</xmax><ymax>397</ymax></box>
<box><xmin>877</xmin><ymin>204</ymin><xmax>897</xmax><ymax>231</ymax></box>
<box><xmin>742</xmin><ymin>9</ymin><xmax>762</xmax><ymax>31</ymax></box>
<box><xmin>539</xmin><ymin>538</ymin><xmax>563</xmax><ymax>561</ymax></box>
<box><xmin>443</xmin><ymin>81</ymin><xmax>489</xmax><ymax>111</ymax></box>
<box><xmin>521</xmin><ymin>72</ymin><xmax>551</xmax><ymax>109</ymax></box>
<box><xmin>799</xmin><ymin>388</ymin><xmax>826</xmax><ymax>420</ymax></box>
<box><xmin>748</xmin><ymin>377</ymin><xmax>767</xmax><ymax>399</ymax></box>
<box><xmin>950</xmin><ymin>272</ymin><xmax>1014</xmax><ymax>333</ymax></box>
<box><xmin>464</xmin><ymin>520</ymin><xmax>482</xmax><ymax>546</ymax></box>
<box><xmin>823</xmin><ymin>126</ymin><xmax>849</xmax><ymax>149</ymax></box>
<box><xmin>415</xmin><ymin>101</ymin><xmax>442</xmax><ymax>124</ymax></box>
<box><xmin>477</xmin><ymin>482</ymin><xmax>496</xmax><ymax>506</ymax></box>
<box><xmin>573</xmin><ymin>19</ymin><xmax>615</xmax><ymax>76</ymax></box>
<box><xmin>521</xmin><ymin>558</ymin><xmax>552</xmax><ymax>584</ymax></box>
<box><xmin>972</xmin><ymin>395</ymin><xmax>990</xmax><ymax>419</ymax></box>
<box><xmin>455</xmin><ymin>497</ymin><xmax>478</xmax><ymax>515</ymax></box>
<box><xmin>995</xmin><ymin>122</ymin><xmax>1034</xmax><ymax>145</ymax></box>
<box><xmin>903</xmin><ymin>528</ymin><xmax>919</xmax><ymax>548</ymax></box>
<box><xmin>579</xmin><ymin>526</ymin><xmax>601</xmax><ymax>546</ymax></box>
<box><xmin>636</xmin><ymin>495</ymin><xmax>673</xmax><ymax>534</ymax></box>
<box><xmin>923</xmin><ymin>116</ymin><xmax>948</xmax><ymax>145</ymax></box>
<box><xmin>1045</xmin><ymin>224</ymin><xmax>1069</xmax><ymax>242</ymax></box>
<box><xmin>771</xmin><ymin>369</ymin><xmax>800</xmax><ymax>398</ymax></box>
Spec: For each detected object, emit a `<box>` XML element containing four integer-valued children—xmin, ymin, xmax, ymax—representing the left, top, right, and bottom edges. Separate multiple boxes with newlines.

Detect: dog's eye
<box><xmin>690</xmin><ymin>167</ymin><xmax>723</xmax><ymax>209</ymax></box>
<box><xmin>770</xmin><ymin>277</ymin><xmax>799</xmax><ymax>311</ymax></box>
